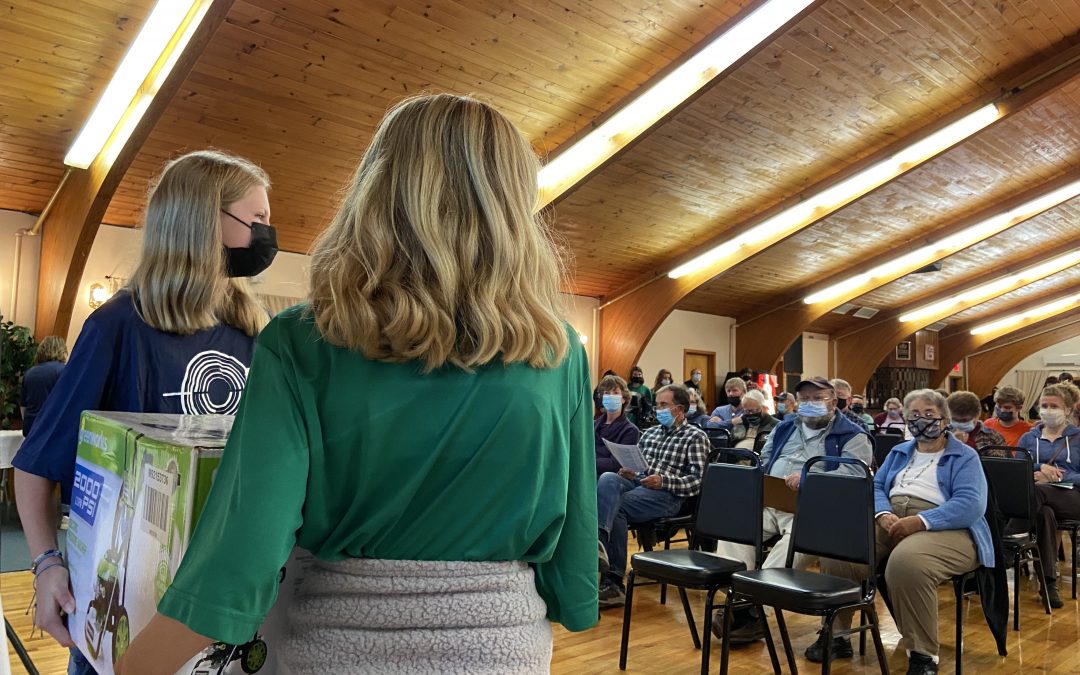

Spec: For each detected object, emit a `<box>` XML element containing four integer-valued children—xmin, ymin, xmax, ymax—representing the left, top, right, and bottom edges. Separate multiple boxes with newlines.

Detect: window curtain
<box><xmin>1013</xmin><ymin>369</ymin><xmax>1053</xmax><ymax>420</ymax></box>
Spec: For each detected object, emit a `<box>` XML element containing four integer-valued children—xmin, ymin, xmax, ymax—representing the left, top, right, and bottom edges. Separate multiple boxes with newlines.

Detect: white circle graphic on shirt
<box><xmin>163</xmin><ymin>350</ymin><xmax>249</xmax><ymax>415</ymax></box>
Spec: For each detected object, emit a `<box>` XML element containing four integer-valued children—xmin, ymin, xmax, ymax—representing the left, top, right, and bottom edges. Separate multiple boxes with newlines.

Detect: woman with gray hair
<box><xmin>816</xmin><ymin>389</ymin><xmax>990</xmax><ymax>675</ymax></box>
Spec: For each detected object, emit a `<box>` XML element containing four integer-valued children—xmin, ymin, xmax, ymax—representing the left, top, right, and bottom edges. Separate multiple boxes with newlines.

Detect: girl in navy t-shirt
<box><xmin>13</xmin><ymin>150</ymin><xmax>278</xmax><ymax>674</ymax></box>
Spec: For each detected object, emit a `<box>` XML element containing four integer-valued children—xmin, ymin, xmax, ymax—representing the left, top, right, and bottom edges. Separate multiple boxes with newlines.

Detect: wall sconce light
<box><xmin>88</xmin><ymin>283</ymin><xmax>111</xmax><ymax>309</ymax></box>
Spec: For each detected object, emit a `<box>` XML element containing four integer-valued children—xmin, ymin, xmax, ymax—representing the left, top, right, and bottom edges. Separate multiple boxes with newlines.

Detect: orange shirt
<box><xmin>983</xmin><ymin>417</ymin><xmax>1033</xmax><ymax>447</ymax></box>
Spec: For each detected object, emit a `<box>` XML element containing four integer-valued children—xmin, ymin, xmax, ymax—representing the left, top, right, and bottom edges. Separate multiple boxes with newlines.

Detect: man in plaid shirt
<box><xmin>596</xmin><ymin>384</ymin><xmax>709</xmax><ymax>607</ymax></box>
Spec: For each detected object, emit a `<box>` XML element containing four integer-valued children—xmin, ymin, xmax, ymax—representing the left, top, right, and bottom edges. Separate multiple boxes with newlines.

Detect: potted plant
<box><xmin>1</xmin><ymin>319</ymin><xmax>37</xmax><ymax>430</ymax></box>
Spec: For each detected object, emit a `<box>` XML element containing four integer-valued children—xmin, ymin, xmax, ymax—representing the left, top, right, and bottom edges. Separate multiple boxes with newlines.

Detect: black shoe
<box><xmin>598</xmin><ymin>580</ymin><xmax>626</xmax><ymax>608</ymax></box>
<box><xmin>1042</xmin><ymin>580</ymin><xmax>1065</xmax><ymax>609</ymax></box>
<box><xmin>598</xmin><ymin>540</ymin><xmax>610</xmax><ymax>577</ymax></box>
<box><xmin>727</xmin><ymin>616</ymin><xmax>765</xmax><ymax>645</ymax></box>
<box><xmin>906</xmin><ymin>651</ymin><xmax>938</xmax><ymax>675</ymax></box>
<box><xmin>804</xmin><ymin>630</ymin><xmax>853</xmax><ymax>663</ymax></box>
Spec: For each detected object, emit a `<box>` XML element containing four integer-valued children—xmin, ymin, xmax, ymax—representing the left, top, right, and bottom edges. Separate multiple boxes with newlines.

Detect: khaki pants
<box><xmin>714</xmin><ymin>507</ymin><xmax>815</xmax><ymax>571</ymax></box>
<box><xmin>820</xmin><ymin>496</ymin><xmax>978</xmax><ymax>657</ymax></box>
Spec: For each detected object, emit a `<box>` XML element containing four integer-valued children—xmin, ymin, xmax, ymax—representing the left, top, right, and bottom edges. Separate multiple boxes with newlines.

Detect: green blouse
<box><xmin>158</xmin><ymin>307</ymin><xmax>599</xmax><ymax>643</ymax></box>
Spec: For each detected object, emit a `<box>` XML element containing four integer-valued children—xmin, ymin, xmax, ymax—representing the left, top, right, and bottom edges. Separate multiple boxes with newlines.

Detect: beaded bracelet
<box><xmin>31</xmin><ymin>549</ymin><xmax>63</xmax><ymax>575</ymax></box>
<box><xmin>33</xmin><ymin>559</ymin><xmax>67</xmax><ymax>581</ymax></box>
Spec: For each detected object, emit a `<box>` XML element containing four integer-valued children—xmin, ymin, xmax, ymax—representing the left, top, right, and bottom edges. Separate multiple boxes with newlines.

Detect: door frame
<box><xmin>684</xmin><ymin>349</ymin><xmax>717</xmax><ymax>410</ymax></box>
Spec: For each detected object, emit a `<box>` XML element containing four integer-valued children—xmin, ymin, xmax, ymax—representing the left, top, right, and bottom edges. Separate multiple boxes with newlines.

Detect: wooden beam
<box><xmin>32</xmin><ymin>0</ymin><xmax>235</xmax><ymax>339</ymax></box>
<box><xmin>967</xmin><ymin>314</ymin><xmax>1080</xmax><ymax>395</ymax></box>
<box><xmin>832</xmin><ymin>240</ymin><xmax>1080</xmax><ymax>391</ymax></box>
<box><xmin>599</xmin><ymin>44</ymin><xmax>1080</xmax><ymax>379</ymax></box>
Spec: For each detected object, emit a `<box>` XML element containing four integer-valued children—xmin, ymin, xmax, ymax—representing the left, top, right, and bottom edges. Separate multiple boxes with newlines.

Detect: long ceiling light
<box><xmin>970</xmin><ymin>291</ymin><xmax>1080</xmax><ymax>336</ymax></box>
<box><xmin>64</xmin><ymin>0</ymin><xmax>212</xmax><ymax>169</ymax></box>
<box><xmin>898</xmin><ymin>250</ymin><xmax>1080</xmax><ymax>324</ymax></box>
<box><xmin>667</xmin><ymin>103</ymin><xmax>1002</xmax><ymax>279</ymax></box>
<box><xmin>537</xmin><ymin>0</ymin><xmax>816</xmax><ymax>206</ymax></box>
<box><xmin>803</xmin><ymin>178</ymin><xmax>1080</xmax><ymax>304</ymax></box>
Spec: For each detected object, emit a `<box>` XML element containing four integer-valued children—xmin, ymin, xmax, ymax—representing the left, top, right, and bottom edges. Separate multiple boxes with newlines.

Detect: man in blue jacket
<box><xmin>712</xmin><ymin>376</ymin><xmax>873</xmax><ymax>644</ymax></box>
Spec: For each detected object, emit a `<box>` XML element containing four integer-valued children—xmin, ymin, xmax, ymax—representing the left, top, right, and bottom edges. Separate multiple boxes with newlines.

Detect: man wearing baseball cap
<box><xmin>712</xmin><ymin>376</ymin><xmax>873</xmax><ymax>646</ymax></box>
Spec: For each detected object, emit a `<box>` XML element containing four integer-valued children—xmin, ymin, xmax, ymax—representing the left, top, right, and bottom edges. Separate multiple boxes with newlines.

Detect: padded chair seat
<box><xmin>1002</xmin><ymin>532</ymin><xmax>1034</xmax><ymax>548</ymax></box>
<box><xmin>731</xmin><ymin>568</ymin><xmax>865</xmax><ymax>611</ymax></box>
<box><xmin>631</xmin><ymin>549</ymin><xmax>746</xmax><ymax>587</ymax></box>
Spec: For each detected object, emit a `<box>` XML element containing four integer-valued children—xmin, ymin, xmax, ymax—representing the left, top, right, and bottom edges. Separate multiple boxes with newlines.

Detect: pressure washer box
<box><xmin>68</xmin><ymin>411</ymin><xmax>308</xmax><ymax>675</ymax></box>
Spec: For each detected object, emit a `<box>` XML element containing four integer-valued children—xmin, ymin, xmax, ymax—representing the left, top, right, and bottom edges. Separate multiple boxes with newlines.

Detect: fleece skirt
<box><xmin>282</xmin><ymin>559</ymin><xmax>552</xmax><ymax>674</ymax></box>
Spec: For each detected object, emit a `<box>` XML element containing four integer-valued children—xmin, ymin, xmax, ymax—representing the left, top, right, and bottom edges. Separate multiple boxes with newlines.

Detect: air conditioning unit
<box><xmin>1044</xmin><ymin>358</ymin><xmax>1080</xmax><ymax>368</ymax></box>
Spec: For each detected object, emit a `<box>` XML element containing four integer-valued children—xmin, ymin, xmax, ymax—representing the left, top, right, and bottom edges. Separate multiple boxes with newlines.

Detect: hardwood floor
<box><xmin>3</xmin><ymin>543</ymin><xmax>1079</xmax><ymax>674</ymax></box>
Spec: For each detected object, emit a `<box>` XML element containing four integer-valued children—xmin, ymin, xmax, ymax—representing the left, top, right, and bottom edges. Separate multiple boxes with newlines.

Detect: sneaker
<box><xmin>906</xmin><ymin>651</ymin><xmax>938</xmax><ymax>675</ymax></box>
<box><xmin>727</xmin><ymin>615</ymin><xmax>765</xmax><ymax>644</ymax></box>
<box><xmin>804</xmin><ymin>630</ymin><xmax>853</xmax><ymax>663</ymax></box>
<box><xmin>1042</xmin><ymin>580</ymin><xmax>1065</xmax><ymax>609</ymax></box>
<box><xmin>598</xmin><ymin>541</ymin><xmax>610</xmax><ymax>577</ymax></box>
<box><xmin>598</xmin><ymin>581</ymin><xmax>626</xmax><ymax>609</ymax></box>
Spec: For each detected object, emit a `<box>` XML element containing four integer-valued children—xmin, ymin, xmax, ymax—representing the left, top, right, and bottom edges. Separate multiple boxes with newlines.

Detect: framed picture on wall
<box><xmin>925</xmin><ymin>344</ymin><xmax>935</xmax><ymax>361</ymax></box>
<box><xmin>895</xmin><ymin>341</ymin><xmax>911</xmax><ymax>361</ymax></box>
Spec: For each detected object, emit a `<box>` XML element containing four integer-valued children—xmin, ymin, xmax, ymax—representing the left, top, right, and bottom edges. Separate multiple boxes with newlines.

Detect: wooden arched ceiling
<box><xmin>0</xmin><ymin>0</ymin><xmax>157</xmax><ymax>214</ymax></box>
<box><xmin>100</xmin><ymin>0</ymin><xmax>753</xmax><ymax>250</ymax></box>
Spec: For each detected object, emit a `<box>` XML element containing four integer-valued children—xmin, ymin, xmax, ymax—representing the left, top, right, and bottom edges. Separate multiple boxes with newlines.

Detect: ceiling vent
<box><xmin>852</xmin><ymin>306</ymin><xmax>880</xmax><ymax>319</ymax></box>
<box><xmin>831</xmin><ymin>303</ymin><xmax>856</xmax><ymax>315</ymax></box>
<box><xmin>925</xmin><ymin>321</ymin><xmax>947</xmax><ymax>332</ymax></box>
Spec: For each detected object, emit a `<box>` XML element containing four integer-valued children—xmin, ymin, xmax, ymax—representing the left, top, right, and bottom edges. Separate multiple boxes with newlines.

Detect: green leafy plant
<box><xmin>1</xmin><ymin>320</ymin><xmax>37</xmax><ymax>430</ymax></box>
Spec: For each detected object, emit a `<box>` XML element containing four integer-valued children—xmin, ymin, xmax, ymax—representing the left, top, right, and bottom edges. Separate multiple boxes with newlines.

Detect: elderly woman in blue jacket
<box><xmin>817</xmin><ymin>389</ymin><xmax>991</xmax><ymax>675</ymax></box>
<box><xmin>1018</xmin><ymin>383</ymin><xmax>1080</xmax><ymax>608</ymax></box>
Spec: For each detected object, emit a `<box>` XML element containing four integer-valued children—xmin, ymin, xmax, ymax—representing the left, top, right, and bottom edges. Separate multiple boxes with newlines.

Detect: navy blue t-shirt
<box><xmin>13</xmin><ymin>291</ymin><xmax>256</xmax><ymax>502</ymax></box>
<box><xmin>20</xmin><ymin>360</ymin><xmax>65</xmax><ymax>437</ymax></box>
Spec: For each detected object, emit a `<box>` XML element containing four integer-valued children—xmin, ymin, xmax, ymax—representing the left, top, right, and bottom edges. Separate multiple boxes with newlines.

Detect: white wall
<box><xmin>997</xmin><ymin>334</ymin><xmax>1080</xmax><ymax>388</ymax></box>
<box><xmin>802</xmin><ymin>331</ymin><xmax>831</xmax><ymax>380</ymax></box>
<box><xmin>563</xmin><ymin>294</ymin><xmax>599</xmax><ymax>384</ymax></box>
<box><xmin>0</xmin><ymin>210</ymin><xmax>41</xmax><ymax>328</ymax></box>
<box><xmin>638</xmin><ymin>309</ymin><xmax>736</xmax><ymax>397</ymax></box>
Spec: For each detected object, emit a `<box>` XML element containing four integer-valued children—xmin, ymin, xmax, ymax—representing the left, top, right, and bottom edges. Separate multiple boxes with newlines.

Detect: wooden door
<box><xmin>684</xmin><ymin>350</ymin><xmax>716</xmax><ymax>410</ymax></box>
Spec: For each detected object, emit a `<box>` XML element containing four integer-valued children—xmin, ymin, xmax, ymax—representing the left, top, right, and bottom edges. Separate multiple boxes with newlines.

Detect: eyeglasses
<box><xmin>796</xmin><ymin>395</ymin><xmax>833</xmax><ymax>404</ymax></box>
<box><xmin>905</xmin><ymin>414</ymin><xmax>944</xmax><ymax>422</ymax></box>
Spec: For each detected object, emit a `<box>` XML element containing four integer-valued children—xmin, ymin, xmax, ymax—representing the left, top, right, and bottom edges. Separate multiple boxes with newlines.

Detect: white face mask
<box><xmin>1041</xmin><ymin>408</ymin><xmax>1068</xmax><ymax>429</ymax></box>
<box><xmin>661</xmin><ymin>379</ymin><xmax>671</xmax><ymax>386</ymax></box>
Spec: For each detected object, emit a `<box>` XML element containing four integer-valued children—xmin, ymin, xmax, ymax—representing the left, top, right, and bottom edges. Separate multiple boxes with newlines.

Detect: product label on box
<box><xmin>72</xmin><ymin>464</ymin><xmax>106</xmax><ymax>526</ymax></box>
<box><xmin>139</xmin><ymin>464</ymin><xmax>178</xmax><ymax>545</ymax></box>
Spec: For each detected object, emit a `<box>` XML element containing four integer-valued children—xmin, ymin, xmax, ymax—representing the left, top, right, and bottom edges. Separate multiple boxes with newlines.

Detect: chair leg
<box><xmin>821</xmin><ymin>611</ymin><xmax>835</xmax><ymax>675</ymax></box>
<box><xmin>1072</xmin><ymin>528</ymin><xmax>1078</xmax><ymax>600</ymax></box>
<box><xmin>1032</xmin><ymin>551</ymin><xmax>1052</xmax><ymax>615</ymax></box>
<box><xmin>619</xmin><ymin>570</ymin><xmax>635</xmax><ymax>670</ymax></box>
<box><xmin>679</xmin><ymin>585</ymin><xmax>702</xmax><ymax>649</ymax></box>
<box><xmin>955</xmin><ymin>577</ymin><xmax>964</xmax><ymax>675</ymax></box>
<box><xmin>859</xmin><ymin>609</ymin><xmax>867</xmax><ymax>656</ymax></box>
<box><xmin>1012</xmin><ymin>553</ymin><xmax>1020</xmax><ymax>631</ymax></box>
<box><xmin>759</xmin><ymin>604</ymin><xmax>782</xmax><ymax>675</ymax></box>
<box><xmin>660</xmin><ymin>536</ymin><xmax>672</xmax><ymax>604</ymax></box>
<box><xmin>775</xmin><ymin>608</ymin><xmax>799</xmax><ymax>675</ymax></box>
<box><xmin>701</xmin><ymin>588</ymin><xmax>718</xmax><ymax>675</ymax></box>
<box><xmin>866</xmin><ymin>605</ymin><xmax>890</xmax><ymax>675</ymax></box>
<box><xmin>720</xmin><ymin>592</ymin><xmax>735</xmax><ymax>675</ymax></box>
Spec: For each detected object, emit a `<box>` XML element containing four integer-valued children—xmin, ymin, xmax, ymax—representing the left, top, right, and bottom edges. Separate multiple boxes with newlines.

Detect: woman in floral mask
<box><xmin>1018</xmin><ymin>384</ymin><xmax>1080</xmax><ymax>608</ymax></box>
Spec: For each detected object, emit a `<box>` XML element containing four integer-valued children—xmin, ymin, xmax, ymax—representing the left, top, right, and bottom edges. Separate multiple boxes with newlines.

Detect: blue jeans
<box><xmin>596</xmin><ymin>472</ymin><xmax>683</xmax><ymax>583</ymax></box>
<box><xmin>69</xmin><ymin>648</ymin><xmax>97</xmax><ymax>675</ymax></box>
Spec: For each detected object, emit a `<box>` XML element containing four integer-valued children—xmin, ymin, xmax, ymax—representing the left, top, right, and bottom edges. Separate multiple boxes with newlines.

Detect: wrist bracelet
<box><xmin>31</xmin><ymin>549</ymin><xmax>63</xmax><ymax>575</ymax></box>
<box><xmin>33</xmin><ymin>559</ymin><xmax>67</xmax><ymax>578</ymax></box>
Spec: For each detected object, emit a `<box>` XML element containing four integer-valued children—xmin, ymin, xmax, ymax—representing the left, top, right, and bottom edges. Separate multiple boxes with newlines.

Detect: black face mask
<box><xmin>223</xmin><ymin>211</ymin><xmax>278</xmax><ymax>278</ymax></box>
<box><xmin>630</xmin><ymin>376</ymin><xmax>644</xmax><ymax>385</ymax></box>
<box><xmin>743</xmin><ymin>413</ymin><xmax>762</xmax><ymax>426</ymax></box>
<box><xmin>851</xmin><ymin>404</ymin><xmax>865</xmax><ymax>414</ymax></box>
<box><xmin>836</xmin><ymin>398</ymin><xmax>848</xmax><ymax>410</ymax></box>
<box><xmin>727</xmin><ymin>395</ymin><xmax>742</xmax><ymax>407</ymax></box>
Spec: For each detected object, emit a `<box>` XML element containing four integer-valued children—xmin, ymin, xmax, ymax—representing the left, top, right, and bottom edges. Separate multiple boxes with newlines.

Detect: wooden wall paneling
<box><xmin>832</xmin><ymin>240</ymin><xmax>1080</xmax><ymax>391</ymax></box>
<box><xmin>32</xmin><ymin>0</ymin><xmax>237</xmax><ymax>339</ymax></box>
<box><xmin>967</xmin><ymin>315</ymin><xmax>1080</xmax><ymax>396</ymax></box>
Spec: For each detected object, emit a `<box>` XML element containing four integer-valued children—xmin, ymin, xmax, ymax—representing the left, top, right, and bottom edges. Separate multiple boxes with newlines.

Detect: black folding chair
<box><xmin>872</xmin><ymin>434</ymin><xmax>903</xmax><ymax>470</ymax></box>
<box><xmin>980</xmin><ymin>453</ymin><xmax>1052</xmax><ymax>629</ymax></box>
<box><xmin>703</xmin><ymin>427</ymin><xmax>733</xmax><ymax>463</ymax></box>
<box><xmin>621</xmin><ymin>450</ymin><xmax>780</xmax><ymax>675</ymax></box>
<box><xmin>629</xmin><ymin>496</ymin><xmax>699</xmax><ymax>605</ymax></box>
<box><xmin>1059</xmin><ymin>519</ymin><xmax>1080</xmax><ymax>599</ymax></box>
<box><xmin>722</xmin><ymin>456</ymin><xmax>888</xmax><ymax>675</ymax></box>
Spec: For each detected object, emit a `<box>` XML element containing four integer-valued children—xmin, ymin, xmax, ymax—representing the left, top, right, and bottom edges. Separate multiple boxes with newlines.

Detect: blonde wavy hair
<box><xmin>130</xmin><ymin>150</ymin><xmax>270</xmax><ymax>337</ymax></box>
<box><xmin>309</xmin><ymin>94</ymin><xmax>569</xmax><ymax>371</ymax></box>
<box><xmin>35</xmin><ymin>336</ymin><xmax>68</xmax><ymax>364</ymax></box>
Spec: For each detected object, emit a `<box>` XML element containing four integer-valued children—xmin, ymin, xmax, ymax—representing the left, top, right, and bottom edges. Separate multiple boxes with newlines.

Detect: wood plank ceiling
<box><xmin>3</xmin><ymin>0</ymin><xmax>1079</xmax><ymax>339</ymax></box>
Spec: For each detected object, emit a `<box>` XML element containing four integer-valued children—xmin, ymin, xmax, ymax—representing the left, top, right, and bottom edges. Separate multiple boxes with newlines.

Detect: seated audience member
<box><xmin>1030</xmin><ymin>376</ymin><xmax>1059</xmax><ymax>421</ymax></box>
<box><xmin>711</xmin><ymin>377</ymin><xmax>872</xmax><ymax>643</ymax></box>
<box><xmin>592</xmin><ymin>369</ymin><xmax>617</xmax><ymax>414</ymax></box>
<box><xmin>653</xmin><ymin>369</ymin><xmax>674</xmax><ymax>394</ymax></box>
<box><xmin>594</xmin><ymin>375</ymin><xmax>642</xmax><ymax>477</ymax></box>
<box><xmin>947</xmin><ymin>391</ymin><xmax>1005</xmax><ymax>452</ymax></box>
<box><xmin>731</xmin><ymin>390</ymin><xmax>778</xmax><ymax>454</ymax></box>
<box><xmin>831</xmin><ymin>378</ymin><xmax>871</xmax><ymax>431</ymax></box>
<box><xmin>684</xmin><ymin>368</ymin><xmax>703</xmax><ymax>394</ymax></box>
<box><xmin>19</xmin><ymin>336</ymin><xmax>68</xmax><ymax>437</ymax></box>
<box><xmin>626</xmin><ymin>365</ymin><xmax>654</xmax><ymax>426</ymax></box>
<box><xmin>773</xmin><ymin>391</ymin><xmax>796</xmax><ymax>421</ymax></box>
<box><xmin>850</xmin><ymin>394</ymin><xmax>875</xmax><ymax>430</ymax></box>
<box><xmin>685</xmin><ymin>388</ymin><xmax>710</xmax><ymax>427</ymax></box>
<box><xmin>818</xmin><ymin>389</ymin><xmax>990</xmax><ymax>675</ymax></box>
<box><xmin>707</xmin><ymin>376</ymin><xmax>749</xmax><ymax>429</ymax></box>
<box><xmin>875</xmin><ymin>397</ymin><xmax>909</xmax><ymax>437</ymax></box>
<box><xmin>980</xmin><ymin>387</ymin><xmax>998</xmax><ymax>416</ymax></box>
<box><xmin>1061</xmin><ymin>381</ymin><xmax>1080</xmax><ymax>427</ymax></box>
<box><xmin>1020</xmin><ymin>384</ymin><xmax>1080</xmax><ymax>608</ymax></box>
<box><xmin>596</xmin><ymin>385</ymin><xmax>708</xmax><ymax>607</ymax></box>
<box><xmin>982</xmin><ymin>385</ymin><xmax>1032</xmax><ymax>447</ymax></box>
<box><xmin>1060</xmin><ymin>372</ymin><xmax>1075</xmax><ymax>385</ymax></box>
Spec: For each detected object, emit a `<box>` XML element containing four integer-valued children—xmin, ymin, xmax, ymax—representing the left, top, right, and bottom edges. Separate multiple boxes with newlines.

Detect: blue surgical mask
<box><xmin>777</xmin><ymin>403</ymin><xmax>788</xmax><ymax>414</ymax></box>
<box><xmin>692</xmin><ymin>374</ymin><xmax>702</xmax><ymax>384</ymax></box>
<box><xmin>797</xmin><ymin>401</ymin><xmax>829</xmax><ymax>418</ymax></box>
<box><xmin>656</xmin><ymin>408</ymin><xmax>675</xmax><ymax>428</ymax></box>
<box><xmin>602</xmin><ymin>394</ymin><xmax>622</xmax><ymax>414</ymax></box>
<box><xmin>688</xmin><ymin>405</ymin><xmax>697</xmax><ymax>415</ymax></box>
<box><xmin>952</xmin><ymin>420</ymin><xmax>976</xmax><ymax>433</ymax></box>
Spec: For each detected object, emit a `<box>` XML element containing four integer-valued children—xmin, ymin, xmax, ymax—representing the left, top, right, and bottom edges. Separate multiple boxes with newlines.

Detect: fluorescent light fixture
<box><xmin>537</xmin><ymin>0</ymin><xmax>816</xmax><ymax>206</ymax></box>
<box><xmin>898</xmin><ymin>250</ymin><xmax>1080</xmax><ymax>324</ymax></box>
<box><xmin>64</xmin><ymin>0</ymin><xmax>210</xmax><ymax>169</ymax></box>
<box><xmin>970</xmin><ymin>292</ymin><xmax>1080</xmax><ymax>336</ymax></box>
<box><xmin>668</xmin><ymin>103</ymin><xmax>1002</xmax><ymax>279</ymax></box>
<box><xmin>804</xmin><ymin>178</ymin><xmax>1080</xmax><ymax>304</ymax></box>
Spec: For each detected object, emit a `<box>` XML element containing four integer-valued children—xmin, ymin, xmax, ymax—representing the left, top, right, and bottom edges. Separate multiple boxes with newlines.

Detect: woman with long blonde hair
<box><xmin>14</xmin><ymin>149</ymin><xmax>276</xmax><ymax>675</ymax></box>
<box><xmin>122</xmin><ymin>94</ymin><xmax>598</xmax><ymax>674</ymax></box>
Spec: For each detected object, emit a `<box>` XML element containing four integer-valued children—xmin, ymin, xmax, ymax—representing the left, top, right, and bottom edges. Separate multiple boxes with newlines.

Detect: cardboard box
<box><xmin>67</xmin><ymin>411</ymin><xmax>308</xmax><ymax>675</ymax></box>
